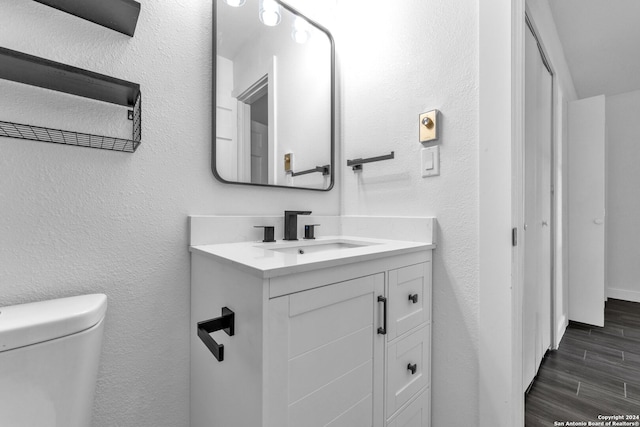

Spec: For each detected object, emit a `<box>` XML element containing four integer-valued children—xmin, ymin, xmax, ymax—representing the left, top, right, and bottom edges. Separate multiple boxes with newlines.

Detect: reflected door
<box><xmin>251</xmin><ymin>121</ymin><xmax>268</xmax><ymax>184</ymax></box>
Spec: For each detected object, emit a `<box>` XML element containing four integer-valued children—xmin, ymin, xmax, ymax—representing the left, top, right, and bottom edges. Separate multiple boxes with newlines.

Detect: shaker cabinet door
<box><xmin>268</xmin><ymin>274</ymin><xmax>385</xmax><ymax>427</ymax></box>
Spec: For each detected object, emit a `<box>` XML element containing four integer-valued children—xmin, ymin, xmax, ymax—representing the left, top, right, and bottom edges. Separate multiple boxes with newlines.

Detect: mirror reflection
<box><xmin>214</xmin><ymin>0</ymin><xmax>334</xmax><ymax>190</ymax></box>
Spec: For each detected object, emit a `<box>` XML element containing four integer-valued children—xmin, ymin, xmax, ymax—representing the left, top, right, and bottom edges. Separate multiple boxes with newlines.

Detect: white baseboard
<box><xmin>554</xmin><ymin>314</ymin><xmax>567</xmax><ymax>349</ymax></box>
<box><xmin>607</xmin><ymin>287</ymin><xmax>640</xmax><ymax>303</ymax></box>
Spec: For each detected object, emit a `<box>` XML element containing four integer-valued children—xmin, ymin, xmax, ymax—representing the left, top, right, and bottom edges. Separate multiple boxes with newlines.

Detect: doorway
<box><xmin>237</xmin><ymin>74</ymin><xmax>270</xmax><ymax>184</ymax></box>
<box><xmin>249</xmin><ymin>92</ymin><xmax>269</xmax><ymax>184</ymax></box>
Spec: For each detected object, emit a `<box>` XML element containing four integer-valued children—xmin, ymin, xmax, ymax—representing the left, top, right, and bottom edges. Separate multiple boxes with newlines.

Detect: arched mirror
<box><xmin>213</xmin><ymin>0</ymin><xmax>334</xmax><ymax>191</ymax></box>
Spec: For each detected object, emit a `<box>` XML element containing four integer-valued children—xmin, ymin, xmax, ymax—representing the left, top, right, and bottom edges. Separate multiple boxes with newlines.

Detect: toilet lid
<box><xmin>0</xmin><ymin>294</ymin><xmax>107</xmax><ymax>353</ymax></box>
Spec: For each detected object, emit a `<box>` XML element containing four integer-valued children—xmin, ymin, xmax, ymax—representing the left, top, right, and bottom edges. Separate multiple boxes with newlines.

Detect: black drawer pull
<box><xmin>408</xmin><ymin>294</ymin><xmax>419</xmax><ymax>304</ymax></box>
<box><xmin>197</xmin><ymin>307</ymin><xmax>235</xmax><ymax>362</ymax></box>
<box><xmin>407</xmin><ymin>363</ymin><xmax>417</xmax><ymax>375</ymax></box>
<box><xmin>377</xmin><ymin>295</ymin><xmax>387</xmax><ymax>335</ymax></box>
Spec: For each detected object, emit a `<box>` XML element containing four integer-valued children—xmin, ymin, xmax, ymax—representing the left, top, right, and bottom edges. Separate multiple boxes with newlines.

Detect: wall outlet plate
<box><xmin>419</xmin><ymin>110</ymin><xmax>440</xmax><ymax>143</ymax></box>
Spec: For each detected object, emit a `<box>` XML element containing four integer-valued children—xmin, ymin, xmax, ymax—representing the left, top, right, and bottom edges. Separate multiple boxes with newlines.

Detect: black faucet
<box><xmin>284</xmin><ymin>210</ymin><xmax>312</xmax><ymax>240</ymax></box>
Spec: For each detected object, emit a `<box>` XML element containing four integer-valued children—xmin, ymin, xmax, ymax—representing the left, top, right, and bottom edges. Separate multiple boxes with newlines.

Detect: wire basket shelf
<box><xmin>0</xmin><ymin>47</ymin><xmax>142</xmax><ymax>153</ymax></box>
<box><xmin>0</xmin><ymin>93</ymin><xmax>142</xmax><ymax>153</ymax></box>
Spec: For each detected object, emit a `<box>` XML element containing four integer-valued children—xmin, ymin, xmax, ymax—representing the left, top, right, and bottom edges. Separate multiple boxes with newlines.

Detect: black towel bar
<box><xmin>290</xmin><ymin>165</ymin><xmax>330</xmax><ymax>177</ymax></box>
<box><xmin>347</xmin><ymin>152</ymin><xmax>394</xmax><ymax>171</ymax></box>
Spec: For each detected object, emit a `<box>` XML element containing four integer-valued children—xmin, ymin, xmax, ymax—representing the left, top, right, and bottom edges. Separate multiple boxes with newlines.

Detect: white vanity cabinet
<box><xmin>190</xmin><ymin>241</ymin><xmax>432</xmax><ymax>427</ymax></box>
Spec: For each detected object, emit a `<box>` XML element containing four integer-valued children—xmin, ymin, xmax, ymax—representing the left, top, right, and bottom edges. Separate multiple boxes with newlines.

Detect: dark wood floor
<box><xmin>526</xmin><ymin>299</ymin><xmax>640</xmax><ymax>426</ymax></box>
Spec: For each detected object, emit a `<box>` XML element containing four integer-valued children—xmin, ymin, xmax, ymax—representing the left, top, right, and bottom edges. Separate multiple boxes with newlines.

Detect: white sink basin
<box><xmin>256</xmin><ymin>239</ymin><xmax>377</xmax><ymax>255</ymax></box>
<box><xmin>267</xmin><ymin>241</ymin><xmax>371</xmax><ymax>255</ymax></box>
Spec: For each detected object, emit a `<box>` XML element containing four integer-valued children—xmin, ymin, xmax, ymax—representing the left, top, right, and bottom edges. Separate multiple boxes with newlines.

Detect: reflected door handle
<box><xmin>594</xmin><ymin>218</ymin><xmax>604</xmax><ymax>225</ymax></box>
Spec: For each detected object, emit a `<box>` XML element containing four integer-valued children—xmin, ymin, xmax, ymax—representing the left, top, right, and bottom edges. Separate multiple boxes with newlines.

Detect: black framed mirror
<box><xmin>213</xmin><ymin>0</ymin><xmax>335</xmax><ymax>191</ymax></box>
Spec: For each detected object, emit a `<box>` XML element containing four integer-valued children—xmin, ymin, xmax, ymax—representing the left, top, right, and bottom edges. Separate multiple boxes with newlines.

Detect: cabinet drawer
<box><xmin>388</xmin><ymin>262</ymin><xmax>431</xmax><ymax>341</ymax></box>
<box><xmin>386</xmin><ymin>324</ymin><xmax>430</xmax><ymax>417</ymax></box>
<box><xmin>386</xmin><ymin>388</ymin><xmax>430</xmax><ymax>427</ymax></box>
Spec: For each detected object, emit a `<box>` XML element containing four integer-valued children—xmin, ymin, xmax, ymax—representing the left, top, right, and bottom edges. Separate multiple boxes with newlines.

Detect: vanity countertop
<box><xmin>190</xmin><ymin>236</ymin><xmax>435</xmax><ymax>279</ymax></box>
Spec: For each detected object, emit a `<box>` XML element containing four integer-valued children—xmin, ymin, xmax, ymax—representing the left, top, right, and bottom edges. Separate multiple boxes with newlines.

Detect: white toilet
<box><xmin>0</xmin><ymin>294</ymin><xmax>107</xmax><ymax>427</ymax></box>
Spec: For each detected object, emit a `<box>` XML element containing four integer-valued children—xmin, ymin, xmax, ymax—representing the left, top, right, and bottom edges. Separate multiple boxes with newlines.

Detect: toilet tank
<box><xmin>0</xmin><ymin>294</ymin><xmax>108</xmax><ymax>427</ymax></box>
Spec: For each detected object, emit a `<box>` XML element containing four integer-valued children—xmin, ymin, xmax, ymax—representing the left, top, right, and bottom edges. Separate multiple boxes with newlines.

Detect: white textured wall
<box><xmin>605</xmin><ymin>89</ymin><xmax>640</xmax><ymax>302</ymax></box>
<box><xmin>0</xmin><ymin>1</ymin><xmax>338</xmax><ymax>426</ymax></box>
<box><xmin>337</xmin><ymin>0</ymin><xmax>479</xmax><ymax>424</ymax></box>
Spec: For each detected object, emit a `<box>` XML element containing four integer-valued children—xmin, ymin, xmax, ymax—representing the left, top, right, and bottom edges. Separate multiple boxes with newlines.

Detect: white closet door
<box><xmin>523</xmin><ymin>26</ymin><xmax>553</xmax><ymax>389</ymax></box>
<box><xmin>537</xmin><ymin>55</ymin><xmax>553</xmax><ymax>371</ymax></box>
<box><xmin>568</xmin><ymin>96</ymin><xmax>606</xmax><ymax>327</ymax></box>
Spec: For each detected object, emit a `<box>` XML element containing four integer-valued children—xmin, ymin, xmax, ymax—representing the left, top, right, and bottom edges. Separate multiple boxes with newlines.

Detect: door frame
<box><xmin>236</xmin><ymin>74</ymin><xmax>269</xmax><ymax>182</ymax></box>
<box><xmin>234</xmin><ymin>56</ymin><xmax>278</xmax><ymax>185</ymax></box>
<box><xmin>478</xmin><ymin>0</ymin><xmax>525</xmax><ymax>425</ymax></box>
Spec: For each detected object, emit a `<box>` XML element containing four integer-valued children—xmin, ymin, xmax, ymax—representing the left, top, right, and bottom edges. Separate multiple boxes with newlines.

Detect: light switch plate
<box><xmin>421</xmin><ymin>146</ymin><xmax>440</xmax><ymax>177</ymax></box>
<box><xmin>419</xmin><ymin>110</ymin><xmax>440</xmax><ymax>143</ymax></box>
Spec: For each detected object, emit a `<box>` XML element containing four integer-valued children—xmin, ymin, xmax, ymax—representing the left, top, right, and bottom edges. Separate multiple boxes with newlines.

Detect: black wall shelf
<box><xmin>0</xmin><ymin>47</ymin><xmax>140</xmax><ymax>106</ymax></box>
<box><xmin>0</xmin><ymin>47</ymin><xmax>142</xmax><ymax>153</ymax></box>
<box><xmin>33</xmin><ymin>0</ymin><xmax>141</xmax><ymax>37</ymax></box>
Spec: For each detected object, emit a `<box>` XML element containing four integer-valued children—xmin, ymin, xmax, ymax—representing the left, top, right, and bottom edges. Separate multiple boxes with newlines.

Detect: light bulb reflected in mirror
<box><xmin>223</xmin><ymin>0</ymin><xmax>246</xmax><ymax>7</ymax></box>
<box><xmin>292</xmin><ymin>16</ymin><xmax>311</xmax><ymax>43</ymax></box>
<box><xmin>260</xmin><ymin>0</ymin><xmax>281</xmax><ymax>26</ymax></box>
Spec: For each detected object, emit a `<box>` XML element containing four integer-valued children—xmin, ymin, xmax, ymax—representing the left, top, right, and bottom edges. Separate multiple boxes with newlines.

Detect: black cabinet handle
<box><xmin>377</xmin><ymin>295</ymin><xmax>387</xmax><ymax>335</ymax></box>
<box><xmin>407</xmin><ymin>363</ymin><xmax>417</xmax><ymax>375</ymax></box>
<box><xmin>409</xmin><ymin>294</ymin><xmax>419</xmax><ymax>304</ymax></box>
<box><xmin>197</xmin><ymin>307</ymin><xmax>235</xmax><ymax>362</ymax></box>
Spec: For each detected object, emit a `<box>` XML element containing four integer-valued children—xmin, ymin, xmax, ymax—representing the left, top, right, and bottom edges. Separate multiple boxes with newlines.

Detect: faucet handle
<box><xmin>254</xmin><ymin>226</ymin><xmax>275</xmax><ymax>243</ymax></box>
<box><xmin>304</xmin><ymin>224</ymin><xmax>320</xmax><ymax>240</ymax></box>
